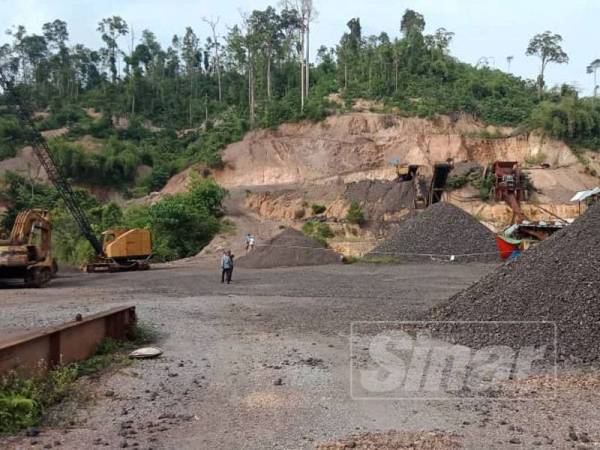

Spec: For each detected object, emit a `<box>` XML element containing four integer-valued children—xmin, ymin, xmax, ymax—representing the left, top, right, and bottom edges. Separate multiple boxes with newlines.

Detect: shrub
<box><xmin>446</xmin><ymin>175</ymin><xmax>469</xmax><ymax>191</ymax></box>
<box><xmin>302</xmin><ymin>220</ymin><xmax>334</xmax><ymax>245</ymax></box>
<box><xmin>123</xmin><ymin>178</ymin><xmax>227</xmax><ymax>261</ymax></box>
<box><xmin>311</xmin><ymin>204</ymin><xmax>326</xmax><ymax>214</ymax></box>
<box><xmin>346</xmin><ymin>201</ymin><xmax>365</xmax><ymax>225</ymax></box>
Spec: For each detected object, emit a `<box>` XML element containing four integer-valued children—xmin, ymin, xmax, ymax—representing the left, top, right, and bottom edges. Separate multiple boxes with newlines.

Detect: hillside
<box><xmin>2</xmin><ymin>6</ymin><xmax>600</xmax><ymax>264</ymax></box>
<box><xmin>154</xmin><ymin>110</ymin><xmax>598</xmax><ymax>257</ymax></box>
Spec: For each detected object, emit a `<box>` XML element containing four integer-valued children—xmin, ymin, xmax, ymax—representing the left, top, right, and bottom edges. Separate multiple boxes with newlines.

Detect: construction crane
<box><xmin>0</xmin><ymin>69</ymin><xmax>151</xmax><ymax>273</ymax></box>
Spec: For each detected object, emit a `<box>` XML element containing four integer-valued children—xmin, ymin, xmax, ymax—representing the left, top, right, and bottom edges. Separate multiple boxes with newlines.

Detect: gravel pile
<box><xmin>236</xmin><ymin>228</ymin><xmax>341</xmax><ymax>269</ymax></box>
<box><xmin>366</xmin><ymin>202</ymin><xmax>497</xmax><ymax>262</ymax></box>
<box><xmin>429</xmin><ymin>202</ymin><xmax>600</xmax><ymax>365</ymax></box>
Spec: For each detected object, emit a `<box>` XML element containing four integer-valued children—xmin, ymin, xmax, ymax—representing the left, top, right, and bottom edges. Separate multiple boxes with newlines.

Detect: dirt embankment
<box><xmin>162</xmin><ymin>112</ymin><xmax>598</xmax><ymax>206</ymax></box>
<box><xmin>207</xmin><ymin>112</ymin><xmax>594</xmax><ymax>191</ymax></box>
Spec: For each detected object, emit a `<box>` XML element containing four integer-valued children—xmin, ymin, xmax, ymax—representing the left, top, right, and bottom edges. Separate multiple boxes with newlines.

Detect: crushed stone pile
<box><xmin>428</xmin><ymin>202</ymin><xmax>600</xmax><ymax>365</ymax></box>
<box><xmin>366</xmin><ymin>202</ymin><xmax>497</xmax><ymax>262</ymax></box>
<box><xmin>236</xmin><ymin>228</ymin><xmax>341</xmax><ymax>269</ymax></box>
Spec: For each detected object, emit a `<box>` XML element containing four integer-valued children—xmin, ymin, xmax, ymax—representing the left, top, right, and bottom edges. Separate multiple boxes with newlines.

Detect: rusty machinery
<box><xmin>490</xmin><ymin>161</ymin><xmax>567</xmax><ymax>257</ymax></box>
<box><xmin>392</xmin><ymin>160</ymin><xmax>453</xmax><ymax>210</ymax></box>
<box><xmin>490</xmin><ymin>161</ymin><xmax>529</xmax><ymax>224</ymax></box>
<box><xmin>0</xmin><ymin>68</ymin><xmax>152</xmax><ymax>276</ymax></box>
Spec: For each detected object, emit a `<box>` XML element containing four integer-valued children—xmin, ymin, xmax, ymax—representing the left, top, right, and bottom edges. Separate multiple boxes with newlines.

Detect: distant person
<box><xmin>221</xmin><ymin>250</ymin><xmax>233</xmax><ymax>284</ymax></box>
<box><xmin>245</xmin><ymin>233</ymin><xmax>256</xmax><ymax>252</ymax></box>
<box><xmin>229</xmin><ymin>250</ymin><xmax>235</xmax><ymax>282</ymax></box>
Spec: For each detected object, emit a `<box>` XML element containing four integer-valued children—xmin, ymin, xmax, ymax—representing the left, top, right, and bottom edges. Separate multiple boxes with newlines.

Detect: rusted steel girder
<box><xmin>0</xmin><ymin>306</ymin><xmax>136</xmax><ymax>377</ymax></box>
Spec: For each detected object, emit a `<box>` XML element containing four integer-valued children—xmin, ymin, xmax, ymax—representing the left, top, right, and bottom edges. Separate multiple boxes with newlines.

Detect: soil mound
<box><xmin>429</xmin><ymin>203</ymin><xmax>600</xmax><ymax>365</ymax></box>
<box><xmin>236</xmin><ymin>228</ymin><xmax>341</xmax><ymax>269</ymax></box>
<box><xmin>366</xmin><ymin>202</ymin><xmax>497</xmax><ymax>262</ymax></box>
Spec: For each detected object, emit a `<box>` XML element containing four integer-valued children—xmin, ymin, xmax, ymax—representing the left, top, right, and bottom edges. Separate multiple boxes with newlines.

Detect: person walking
<box><xmin>221</xmin><ymin>250</ymin><xmax>233</xmax><ymax>284</ymax></box>
<box><xmin>247</xmin><ymin>234</ymin><xmax>256</xmax><ymax>252</ymax></box>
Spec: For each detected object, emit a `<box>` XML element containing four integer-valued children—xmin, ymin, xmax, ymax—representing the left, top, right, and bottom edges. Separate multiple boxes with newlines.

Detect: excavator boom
<box><xmin>0</xmin><ymin>69</ymin><xmax>103</xmax><ymax>256</ymax></box>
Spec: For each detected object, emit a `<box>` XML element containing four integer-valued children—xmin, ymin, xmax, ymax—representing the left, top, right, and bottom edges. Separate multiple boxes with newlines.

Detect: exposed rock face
<box><xmin>210</xmin><ymin>113</ymin><xmax>583</xmax><ymax>189</ymax></box>
<box><xmin>154</xmin><ymin>112</ymin><xmax>597</xmax><ymax>257</ymax></box>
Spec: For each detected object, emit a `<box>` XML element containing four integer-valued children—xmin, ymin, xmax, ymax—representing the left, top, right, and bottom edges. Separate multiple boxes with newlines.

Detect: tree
<box><xmin>401</xmin><ymin>9</ymin><xmax>426</xmax><ymax>71</ymax></box>
<box><xmin>506</xmin><ymin>55</ymin><xmax>514</xmax><ymax>72</ymax></box>
<box><xmin>301</xmin><ymin>0</ymin><xmax>316</xmax><ymax>100</ymax></box>
<box><xmin>400</xmin><ymin>9</ymin><xmax>425</xmax><ymax>36</ymax></box>
<box><xmin>43</xmin><ymin>20</ymin><xmax>70</xmax><ymax>96</ymax></box>
<box><xmin>247</xmin><ymin>7</ymin><xmax>282</xmax><ymax>99</ymax></box>
<box><xmin>202</xmin><ymin>17</ymin><xmax>223</xmax><ymax>103</ymax></box>
<box><xmin>182</xmin><ymin>27</ymin><xmax>200</xmax><ymax>126</ymax></box>
<box><xmin>97</xmin><ymin>16</ymin><xmax>129</xmax><ymax>83</ymax></box>
<box><xmin>587</xmin><ymin>59</ymin><xmax>600</xmax><ymax>97</ymax></box>
<box><xmin>526</xmin><ymin>31</ymin><xmax>569</xmax><ymax>99</ymax></box>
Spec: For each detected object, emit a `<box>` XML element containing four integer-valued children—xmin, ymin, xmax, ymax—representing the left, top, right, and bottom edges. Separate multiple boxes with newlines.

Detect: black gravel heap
<box><xmin>429</xmin><ymin>202</ymin><xmax>600</xmax><ymax>365</ymax></box>
<box><xmin>236</xmin><ymin>228</ymin><xmax>341</xmax><ymax>269</ymax></box>
<box><xmin>366</xmin><ymin>202</ymin><xmax>498</xmax><ymax>262</ymax></box>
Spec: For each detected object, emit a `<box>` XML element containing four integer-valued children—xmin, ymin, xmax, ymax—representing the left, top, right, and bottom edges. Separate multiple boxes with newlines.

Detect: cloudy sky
<box><xmin>0</xmin><ymin>0</ymin><xmax>597</xmax><ymax>95</ymax></box>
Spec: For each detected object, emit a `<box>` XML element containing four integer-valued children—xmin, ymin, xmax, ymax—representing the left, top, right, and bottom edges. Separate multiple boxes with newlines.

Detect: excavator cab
<box><xmin>0</xmin><ymin>209</ymin><xmax>56</xmax><ymax>287</ymax></box>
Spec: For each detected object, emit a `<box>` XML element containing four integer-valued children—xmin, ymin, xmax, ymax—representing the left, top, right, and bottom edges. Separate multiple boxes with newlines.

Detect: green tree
<box><xmin>97</xmin><ymin>16</ymin><xmax>129</xmax><ymax>83</ymax></box>
<box><xmin>526</xmin><ymin>31</ymin><xmax>569</xmax><ymax>99</ymax></box>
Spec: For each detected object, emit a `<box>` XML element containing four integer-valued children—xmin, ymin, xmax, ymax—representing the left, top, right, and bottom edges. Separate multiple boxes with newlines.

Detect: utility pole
<box><xmin>506</xmin><ymin>55</ymin><xmax>514</xmax><ymax>73</ymax></box>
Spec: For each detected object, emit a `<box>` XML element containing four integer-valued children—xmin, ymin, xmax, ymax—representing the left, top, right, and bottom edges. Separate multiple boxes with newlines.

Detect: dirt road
<box><xmin>1</xmin><ymin>262</ymin><xmax>599</xmax><ymax>449</ymax></box>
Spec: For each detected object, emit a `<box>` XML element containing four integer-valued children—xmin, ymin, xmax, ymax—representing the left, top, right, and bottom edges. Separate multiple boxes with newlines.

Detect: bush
<box><xmin>530</xmin><ymin>96</ymin><xmax>600</xmax><ymax>150</ymax></box>
<box><xmin>311</xmin><ymin>204</ymin><xmax>326</xmax><ymax>214</ymax></box>
<box><xmin>346</xmin><ymin>201</ymin><xmax>365</xmax><ymax>225</ymax></box>
<box><xmin>123</xmin><ymin>178</ymin><xmax>227</xmax><ymax>261</ymax></box>
<box><xmin>446</xmin><ymin>175</ymin><xmax>469</xmax><ymax>191</ymax></box>
<box><xmin>0</xmin><ymin>115</ymin><xmax>28</xmax><ymax>160</ymax></box>
<box><xmin>38</xmin><ymin>104</ymin><xmax>86</xmax><ymax>130</ymax></box>
<box><xmin>302</xmin><ymin>220</ymin><xmax>334</xmax><ymax>245</ymax></box>
<box><xmin>473</xmin><ymin>172</ymin><xmax>495</xmax><ymax>201</ymax></box>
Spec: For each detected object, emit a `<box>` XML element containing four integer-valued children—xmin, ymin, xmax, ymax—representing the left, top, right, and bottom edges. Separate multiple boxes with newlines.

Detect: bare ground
<box><xmin>1</xmin><ymin>262</ymin><xmax>599</xmax><ymax>449</ymax></box>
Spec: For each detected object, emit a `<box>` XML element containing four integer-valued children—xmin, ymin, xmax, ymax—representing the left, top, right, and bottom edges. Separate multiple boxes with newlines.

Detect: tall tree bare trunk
<box><xmin>248</xmin><ymin>49</ymin><xmax>255</xmax><ymax>126</ymax></box>
<box><xmin>203</xmin><ymin>17</ymin><xmax>223</xmax><ymax>103</ymax></box>
<box><xmin>305</xmin><ymin>20</ymin><xmax>309</xmax><ymax>98</ymax></box>
<box><xmin>344</xmin><ymin>62</ymin><xmax>348</xmax><ymax>89</ymax></box>
<box><xmin>267</xmin><ymin>53</ymin><xmax>272</xmax><ymax>99</ymax></box>
<box><xmin>300</xmin><ymin>26</ymin><xmax>305</xmax><ymax>112</ymax></box>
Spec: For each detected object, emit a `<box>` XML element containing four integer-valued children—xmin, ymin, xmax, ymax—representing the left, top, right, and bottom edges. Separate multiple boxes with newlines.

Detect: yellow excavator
<box><xmin>0</xmin><ymin>69</ymin><xmax>152</xmax><ymax>281</ymax></box>
<box><xmin>0</xmin><ymin>209</ymin><xmax>56</xmax><ymax>287</ymax></box>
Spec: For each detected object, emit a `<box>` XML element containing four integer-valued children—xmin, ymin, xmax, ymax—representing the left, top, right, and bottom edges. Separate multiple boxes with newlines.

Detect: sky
<box><xmin>0</xmin><ymin>0</ymin><xmax>598</xmax><ymax>95</ymax></box>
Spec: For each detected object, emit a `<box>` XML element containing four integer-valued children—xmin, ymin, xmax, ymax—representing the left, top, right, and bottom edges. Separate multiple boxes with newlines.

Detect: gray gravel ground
<box><xmin>1</xmin><ymin>261</ymin><xmax>599</xmax><ymax>449</ymax></box>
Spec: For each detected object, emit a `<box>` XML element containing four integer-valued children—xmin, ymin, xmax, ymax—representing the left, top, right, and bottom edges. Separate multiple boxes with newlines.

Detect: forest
<box><xmin>1</xmin><ymin>5</ymin><xmax>599</xmax><ymax>263</ymax></box>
